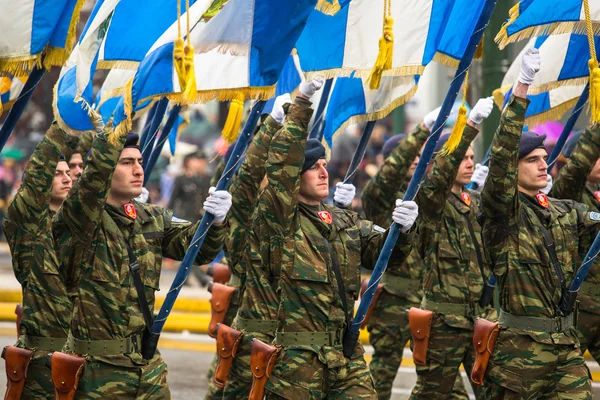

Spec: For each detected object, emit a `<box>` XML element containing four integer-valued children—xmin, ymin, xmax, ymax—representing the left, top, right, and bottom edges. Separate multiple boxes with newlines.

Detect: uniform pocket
<box><xmin>291</xmin><ymin>240</ymin><xmax>329</xmax><ymax>283</ymax></box>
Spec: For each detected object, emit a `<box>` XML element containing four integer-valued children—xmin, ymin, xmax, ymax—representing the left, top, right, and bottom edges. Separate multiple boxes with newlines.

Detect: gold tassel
<box><xmin>173</xmin><ymin>37</ymin><xmax>187</xmax><ymax>93</ymax></box>
<box><xmin>221</xmin><ymin>93</ymin><xmax>244</xmax><ymax>143</ymax></box>
<box><xmin>182</xmin><ymin>43</ymin><xmax>197</xmax><ymax>101</ymax></box>
<box><xmin>367</xmin><ymin>15</ymin><xmax>394</xmax><ymax>90</ymax></box>
<box><xmin>441</xmin><ymin>71</ymin><xmax>469</xmax><ymax>155</ymax></box>
<box><xmin>589</xmin><ymin>59</ymin><xmax>600</xmax><ymax>124</ymax></box>
<box><xmin>315</xmin><ymin>0</ymin><xmax>341</xmax><ymax>16</ymax></box>
<box><xmin>474</xmin><ymin>35</ymin><xmax>484</xmax><ymax>60</ymax></box>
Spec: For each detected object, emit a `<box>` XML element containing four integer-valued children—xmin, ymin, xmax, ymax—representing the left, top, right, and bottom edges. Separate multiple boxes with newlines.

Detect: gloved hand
<box><xmin>518</xmin><ymin>47</ymin><xmax>541</xmax><ymax>85</ymax></box>
<box><xmin>203</xmin><ymin>187</ymin><xmax>232</xmax><ymax>224</ymax></box>
<box><xmin>540</xmin><ymin>174</ymin><xmax>553</xmax><ymax>195</ymax></box>
<box><xmin>392</xmin><ymin>200</ymin><xmax>419</xmax><ymax>233</ymax></box>
<box><xmin>135</xmin><ymin>187</ymin><xmax>150</xmax><ymax>203</ymax></box>
<box><xmin>333</xmin><ymin>182</ymin><xmax>356</xmax><ymax>207</ymax></box>
<box><xmin>271</xmin><ymin>93</ymin><xmax>292</xmax><ymax>124</ymax></box>
<box><xmin>470</xmin><ymin>163</ymin><xmax>489</xmax><ymax>190</ymax></box>
<box><xmin>423</xmin><ymin>106</ymin><xmax>441</xmax><ymax>131</ymax></box>
<box><xmin>468</xmin><ymin>97</ymin><xmax>494</xmax><ymax>125</ymax></box>
<box><xmin>299</xmin><ymin>78</ymin><xmax>325</xmax><ymax>98</ymax></box>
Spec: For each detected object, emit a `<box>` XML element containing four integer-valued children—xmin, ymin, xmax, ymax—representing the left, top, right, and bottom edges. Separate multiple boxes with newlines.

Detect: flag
<box><xmin>0</xmin><ymin>0</ymin><xmax>84</xmax><ymax>76</ymax></box>
<box><xmin>496</xmin><ymin>0</ymin><xmax>600</xmax><ymax>49</ymax></box>
<box><xmin>0</xmin><ymin>75</ymin><xmax>27</xmax><ymax>115</ymax></box>
<box><xmin>494</xmin><ymin>84</ymin><xmax>586</xmax><ymax>128</ymax></box>
<box><xmin>262</xmin><ymin>54</ymin><xmax>303</xmax><ymax>114</ymax></box>
<box><xmin>295</xmin><ymin>0</ymin><xmax>486</xmax><ymax>80</ymax></box>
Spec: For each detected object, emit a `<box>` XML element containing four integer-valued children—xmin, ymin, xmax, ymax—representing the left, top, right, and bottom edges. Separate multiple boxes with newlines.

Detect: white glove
<box><xmin>299</xmin><ymin>78</ymin><xmax>324</xmax><ymax>98</ymax></box>
<box><xmin>204</xmin><ymin>187</ymin><xmax>232</xmax><ymax>224</ymax></box>
<box><xmin>392</xmin><ymin>200</ymin><xmax>419</xmax><ymax>233</ymax></box>
<box><xmin>333</xmin><ymin>182</ymin><xmax>356</xmax><ymax>207</ymax></box>
<box><xmin>518</xmin><ymin>48</ymin><xmax>541</xmax><ymax>85</ymax></box>
<box><xmin>423</xmin><ymin>106</ymin><xmax>441</xmax><ymax>131</ymax></box>
<box><xmin>540</xmin><ymin>174</ymin><xmax>553</xmax><ymax>195</ymax></box>
<box><xmin>271</xmin><ymin>93</ymin><xmax>292</xmax><ymax>124</ymax></box>
<box><xmin>468</xmin><ymin>97</ymin><xmax>494</xmax><ymax>125</ymax></box>
<box><xmin>470</xmin><ymin>163</ymin><xmax>489</xmax><ymax>190</ymax></box>
<box><xmin>135</xmin><ymin>187</ymin><xmax>150</xmax><ymax>203</ymax></box>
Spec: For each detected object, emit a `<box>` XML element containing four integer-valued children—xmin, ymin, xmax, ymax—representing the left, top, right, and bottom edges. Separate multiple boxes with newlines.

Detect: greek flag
<box><xmin>0</xmin><ymin>75</ymin><xmax>27</xmax><ymax>115</ymax></box>
<box><xmin>0</xmin><ymin>0</ymin><xmax>84</xmax><ymax>75</ymax></box>
<box><xmin>496</xmin><ymin>0</ymin><xmax>600</xmax><ymax>49</ymax></box>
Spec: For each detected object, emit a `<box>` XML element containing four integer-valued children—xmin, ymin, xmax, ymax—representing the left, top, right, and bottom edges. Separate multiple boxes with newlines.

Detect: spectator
<box><xmin>167</xmin><ymin>150</ymin><xmax>211</xmax><ymax>221</ymax></box>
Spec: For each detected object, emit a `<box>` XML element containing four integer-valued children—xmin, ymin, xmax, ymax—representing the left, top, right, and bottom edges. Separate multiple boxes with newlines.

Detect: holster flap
<box><xmin>210</xmin><ymin>283</ymin><xmax>235</xmax><ymax>313</ymax></box>
<box><xmin>212</xmin><ymin>263</ymin><xmax>231</xmax><ymax>285</ymax></box>
<box><xmin>408</xmin><ymin>308</ymin><xmax>432</xmax><ymax>340</ymax></box>
<box><xmin>216</xmin><ymin>324</ymin><xmax>243</xmax><ymax>359</ymax></box>
<box><xmin>250</xmin><ymin>339</ymin><xmax>279</xmax><ymax>379</ymax></box>
<box><xmin>51</xmin><ymin>352</ymin><xmax>85</xmax><ymax>394</ymax></box>
<box><xmin>471</xmin><ymin>318</ymin><xmax>500</xmax><ymax>386</ymax></box>
<box><xmin>3</xmin><ymin>345</ymin><xmax>33</xmax><ymax>382</ymax></box>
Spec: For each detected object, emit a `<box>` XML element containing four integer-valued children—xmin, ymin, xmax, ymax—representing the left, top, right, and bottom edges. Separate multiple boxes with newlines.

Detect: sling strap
<box><xmin>124</xmin><ymin>241</ymin><xmax>155</xmax><ymax>333</ymax></box>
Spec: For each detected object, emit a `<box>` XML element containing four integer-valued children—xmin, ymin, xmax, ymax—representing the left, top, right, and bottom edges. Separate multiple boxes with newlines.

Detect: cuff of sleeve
<box><xmin>508</xmin><ymin>94</ymin><xmax>530</xmax><ymax>109</ymax></box>
<box><xmin>46</xmin><ymin>123</ymin><xmax>67</xmax><ymax>150</ymax></box>
<box><xmin>264</xmin><ymin>115</ymin><xmax>283</xmax><ymax>132</ymax></box>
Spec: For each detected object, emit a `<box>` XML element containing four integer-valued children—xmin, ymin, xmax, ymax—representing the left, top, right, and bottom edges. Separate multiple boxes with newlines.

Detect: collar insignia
<box><xmin>318</xmin><ymin>210</ymin><xmax>332</xmax><ymax>225</ymax></box>
<box><xmin>594</xmin><ymin>191</ymin><xmax>600</xmax><ymax>203</ymax></box>
<box><xmin>461</xmin><ymin>192</ymin><xmax>471</xmax><ymax>206</ymax></box>
<box><xmin>124</xmin><ymin>203</ymin><xmax>137</xmax><ymax>219</ymax></box>
<box><xmin>535</xmin><ymin>193</ymin><xmax>549</xmax><ymax>209</ymax></box>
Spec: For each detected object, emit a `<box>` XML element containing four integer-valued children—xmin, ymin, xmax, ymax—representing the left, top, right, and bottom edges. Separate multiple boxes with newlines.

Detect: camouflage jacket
<box><xmin>362</xmin><ymin>124</ymin><xmax>429</xmax><ymax>303</ymax></box>
<box><xmin>551</xmin><ymin>124</ymin><xmax>600</xmax><ymax>315</ymax></box>
<box><xmin>247</xmin><ymin>97</ymin><xmax>413</xmax><ymax>368</ymax></box>
<box><xmin>417</xmin><ymin>125</ymin><xmax>492</xmax><ymax>330</ymax></box>
<box><xmin>480</xmin><ymin>95</ymin><xmax>600</xmax><ymax>345</ymax></box>
<box><xmin>54</xmin><ymin>130</ymin><xmax>226</xmax><ymax>366</ymax></box>
<box><xmin>4</xmin><ymin>124</ymin><xmax>71</xmax><ymax>341</ymax></box>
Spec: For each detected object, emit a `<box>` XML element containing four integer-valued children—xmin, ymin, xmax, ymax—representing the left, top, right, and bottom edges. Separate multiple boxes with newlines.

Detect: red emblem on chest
<box><xmin>318</xmin><ymin>211</ymin><xmax>332</xmax><ymax>224</ymax></box>
<box><xmin>535</xmin><ymin>193</ymin><xmax>549</xmax><ymax>209</ymax></box>
<box><xmin>124</xmin><ymin>203</ymin><xmax>137</xmax><ymax>219</ymax></box>
<box><xmin>594</xmin><ymin>191</ymin><xmax>600</xmax><ymax>203</ymax></box>
<box><xmin>460</xmin><ymin>192</ymin><xmax>471</xmax><ymax>206</ymax></box>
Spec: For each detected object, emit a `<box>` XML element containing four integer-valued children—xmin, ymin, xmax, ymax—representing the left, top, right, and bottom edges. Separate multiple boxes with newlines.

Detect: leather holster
<box><xmin>14</xmin><ymin>304</ymin><xmax>22</xmax><ymax>339</ymax></box>
<box><xmin>408</xmin><ymin>307</ymin><xmax>433</xmax><ymax>366</ymax></box>
<box><xmin>208</xmin><ymin>283</ymin><xmax>236</xmax><ymax>338</ymax></box>
<box><xmin>214</xmin><ymin>324</ymin><xmax>243</xmax><ymax>388</ymax></box>
<box><xmin>471</xmin><ymin>318</ymin><xmax>500</xmax><ymax>386</ymax></box>
<box><xmin>359</xmin><ymin>278</ymin><xmax>384</xmax><ymax>329</ymax></box>
<box><xmin>210</xmin><ymin>263</ymin><xmax>231</xmax><ymax>285</ymax></box>
<box><xmin>51</xmin><ymin>352</ymin><xmax>85</xmax><ymax>400</ymax></box>
<box><xmin>2</xmin><ymin>345</ymin><xmax>34</xmax><ymax>400</ymax></box>
<box><xmin>249</xmin><ymin>338</ymin><xmax>280</xmax><ymax>400</ymax></box>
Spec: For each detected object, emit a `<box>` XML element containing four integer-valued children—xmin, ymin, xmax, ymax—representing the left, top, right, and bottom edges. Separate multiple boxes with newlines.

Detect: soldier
<box><xmin>63</xmin><ymin>132</ymin><xmax>89</xmax><ymax>183</ymax></box>
<box><xmin>480</xmin><ymin>48</ymin><xmax>595</xmax><ymax>398</ymax></box>
<box><xmin>53</xmin><ymin>127</ymin><xmax>231</xmax><ymax>398</ymax></box>
<box><xmin>409</xmin><ymin>97</ymin><xmax>495</xmax><ymax>399</ymax></box>
<box><xmin>205</xmin><ymin>94</ymin><xmax>287</xmax><ymax>399</ymax></box>
<box><xmin>550</xmin><ymin>126</ymin><xmax>600</xmax><ymax>364</ymax></box>
<box><xmin>2</xmin><ymin>123</ymin><xmax>72</xmax><ymax>399</ymax></box>
<box><xmin>237</xmin><ymin>79</ymin><xmax>418</xmax><ymax>399</ymax></box>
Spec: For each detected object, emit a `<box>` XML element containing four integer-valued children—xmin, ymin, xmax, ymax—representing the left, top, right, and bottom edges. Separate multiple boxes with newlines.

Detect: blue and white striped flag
<box><xmin>496</xmin><ymin>0</ymin><xmax>600</xmax><ymax>49</ymax></box>
<box><xmin>0</xmin><ymin>0</ymin><xmax>84</xmax><ymax>75</ymax></box>
<box><xmin>0</xmin><ymin>75</ymin><xmax>27</xmax><ymax>115</ymax></box>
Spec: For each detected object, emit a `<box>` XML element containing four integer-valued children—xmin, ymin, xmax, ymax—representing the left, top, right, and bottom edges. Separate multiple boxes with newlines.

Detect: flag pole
<box><xmin>143</xmin><ymin>105</ymin><xmax>182</xmax><ymax>182</ymax></box>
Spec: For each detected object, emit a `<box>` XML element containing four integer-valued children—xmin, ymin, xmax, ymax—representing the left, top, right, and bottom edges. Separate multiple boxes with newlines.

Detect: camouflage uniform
<box><xmin>550</xmin><ymin>123</ymin><xmax>600</xmax><ymax>363</ymax></box>
<box><xmin>205</xmin><ymin>116</ymin><xmax>282</xmax><ymax>399</ymax></box>
<box><xmin>410</xmin><ymin>124</ymin><xmax>494</xmax><ymax>399</ymax></box>
<box><xmin>480</xmin><ymin>95</ymin><xmax>595</xmax><ymax>399</ymax></box>
<box><xmin>233</xmin><ymin>97</ymin><xmax>414</xmax><ymax>399</ymax></box>
<box><xmin>3</xmin><ymin>124</ymin><xmax>71</xmax><ymax>399</ymax></box>
<box><xmin>53</xmin><ymin>129</ymin><xmax>226</xmax><ymax>399</ymax></box>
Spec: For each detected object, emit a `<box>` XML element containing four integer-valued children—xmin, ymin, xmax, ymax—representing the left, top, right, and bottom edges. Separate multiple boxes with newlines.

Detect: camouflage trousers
<box><xmin>483</xmin><ymin>328</ymin><xmax>592</xmax><ymax>399</ymax></box>
<box><xmin>265</xmin><ymin>348</ymin><xmax>376</xmax><ymax>400</ymax></box>
<box><xmin>577</xmin><ymin>309</ymin><xmax>600</xmax><ymax>363</ymax></box>
<box><xmin>74</xmin><ymin>353</ymin><xmax>170</xmax><ymax>399</ymax></box>
<box><xmin>20</xmin><ymin>351</ymin><xmax>54</xmax><ymax>399</ymax></box>
<box><xmin>367</xmin><ymin>292</ymin><xmax>467</xmax><ymax>400</ymax></box>
<box><xmin>409</xmin><ymin>313</ymin><xmax>480</xmax><ymax>400</ymax></box>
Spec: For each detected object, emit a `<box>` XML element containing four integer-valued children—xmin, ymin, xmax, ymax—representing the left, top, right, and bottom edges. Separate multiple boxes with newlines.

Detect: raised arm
<box><xmin>551</xmin><ymin>124</ymin><xmax>600</xmax><ymax>201</ymax></box>
<box><xmin>362</xmin><ymin>124</ymin><xmax>429</xmax><ymax>227</ymax></box>
<box><xmin>5</xmin><ymin>123</ymin><xmax>65</xmax><ymax>231</ymax></box>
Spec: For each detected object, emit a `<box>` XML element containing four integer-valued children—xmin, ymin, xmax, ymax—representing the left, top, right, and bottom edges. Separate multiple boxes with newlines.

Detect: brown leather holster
<box><xmin>2</xmin><ymin>345</ymin><xmax>34</xmax><ymax>400</ymax></box>
<box><xmin>471</xmin><ymin>318</ymin><xmax>500</xmax><ymax>386</ymax></box>
<box><xmin>214</xmin><ymin>324</ymin><xmax>243</xmax><ymax>388</ymax></box>
<box><xmin>14</xmin><ymin>304</ymin><xmax>22</xmax><ymax>339</ymax></box>
<box><xmin>208</xmin><ymin>283</ymin><xmax>236</xmax><ymax>338</ymax></box>
<box><xmin>249</xmin><ymin>338</ymin><xmax>280</xmax><ymax>400</ymax></box>
<box><xmin>359</xmin><ymin>278</ymin><xmax>384</xmax><ymax>329</ymax></box>
<box><xmin>210</xmin><ymin>263</ymin><xmax>231</xmax><ymax>285</ymax></box>
<box><xmin>408</xmin><ymin>307</ymin><xmax>433</xmax><ymax>366</ymax></box>
<box><xmin>51</xmin><ymin>352</ymin><xmax>85</xmax><ymax>400</ymax></box>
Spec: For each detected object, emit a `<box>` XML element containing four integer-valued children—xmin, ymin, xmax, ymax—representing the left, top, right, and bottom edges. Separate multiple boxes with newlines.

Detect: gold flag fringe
<box><xmin>43</xmin><ymin>0</ymin><xmax>85</xmax><ymax>69</ymax></box>
<box><xmin>315</xmin><ymin>0</ymin><xmax>342</xmax><ymax>16</ymax></box>
<box><xmin>526</xmin><ymin>97</ymin><xmax>579</xmax><ymax>128</ymax></box>
<box><xmin>110</xmin><ymin>78</ymin><xmax>134</xmax><ymax>144</ymax></box>
<box><xmin>162</xmin><ymin>86</ymin><xmax>275</xmax><ymax>106</ymax></box>
<box><xmin>96</xmin><ymin>60</ymin><xmax>140</xmax><ymax>70</ymax></box>
<box><xmin>0</xmin><ymin>55</ymin><xmax>42</xmax><ymax>77</ymax></box>
<box><xmin>304</xmin><ymin>65</ymin><xmax>424</xmax><ymax>82</ymax></box>
<box><xmin>496</xmin><ymin>21</ymin><xmax>600</xmax><ymax>50</ymax></box>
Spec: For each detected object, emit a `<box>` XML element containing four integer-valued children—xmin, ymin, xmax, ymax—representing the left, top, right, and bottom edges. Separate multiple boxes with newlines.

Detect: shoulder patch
<box><xmin>171</xmin><ymin>216</ymin><xmax>189</xmax><ymax>223</ymax></box>
<box><xmin>590</xmin><ymin>212</ymin><xmax>600</xmax><ymax>221</ymax></box>
<box><xmin>373</xmin><ymin>224</ymin><xmax>386</xmax><ymax>233</ymax></box>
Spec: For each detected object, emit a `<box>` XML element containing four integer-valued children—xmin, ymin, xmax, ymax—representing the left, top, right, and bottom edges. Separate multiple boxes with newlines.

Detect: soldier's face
<box><xmin>110</xmin><ymin>148</ymin><xmax>144</xmax><ymax>201</ymax></box>
<box><xmin>455</xmin><ymin>146</ymin><xmax>475</xmax><ymax>186</ymax></box>
<box><xmin>68</xmin><ymin>153</ymin><xmax>84</xmax><ymax>182</ymax></box>
<box><xmin>51</xmin><ymin>161</ymin><xmax>72</xmax><ymax>203</ymax></box>
<box><xmin>588</xmin><ymin>158</ymin><xmax>600</xmax><ymax>184</ymax></box>
<box><xmin>518</xmin><ymin>149</ymin><xmax>549</xmax><ymax>193</ymax></box>
<box><xmin>299</xmin><ymin>159</ymin><xmax>329</xmax><ymax>204</ymax></box>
